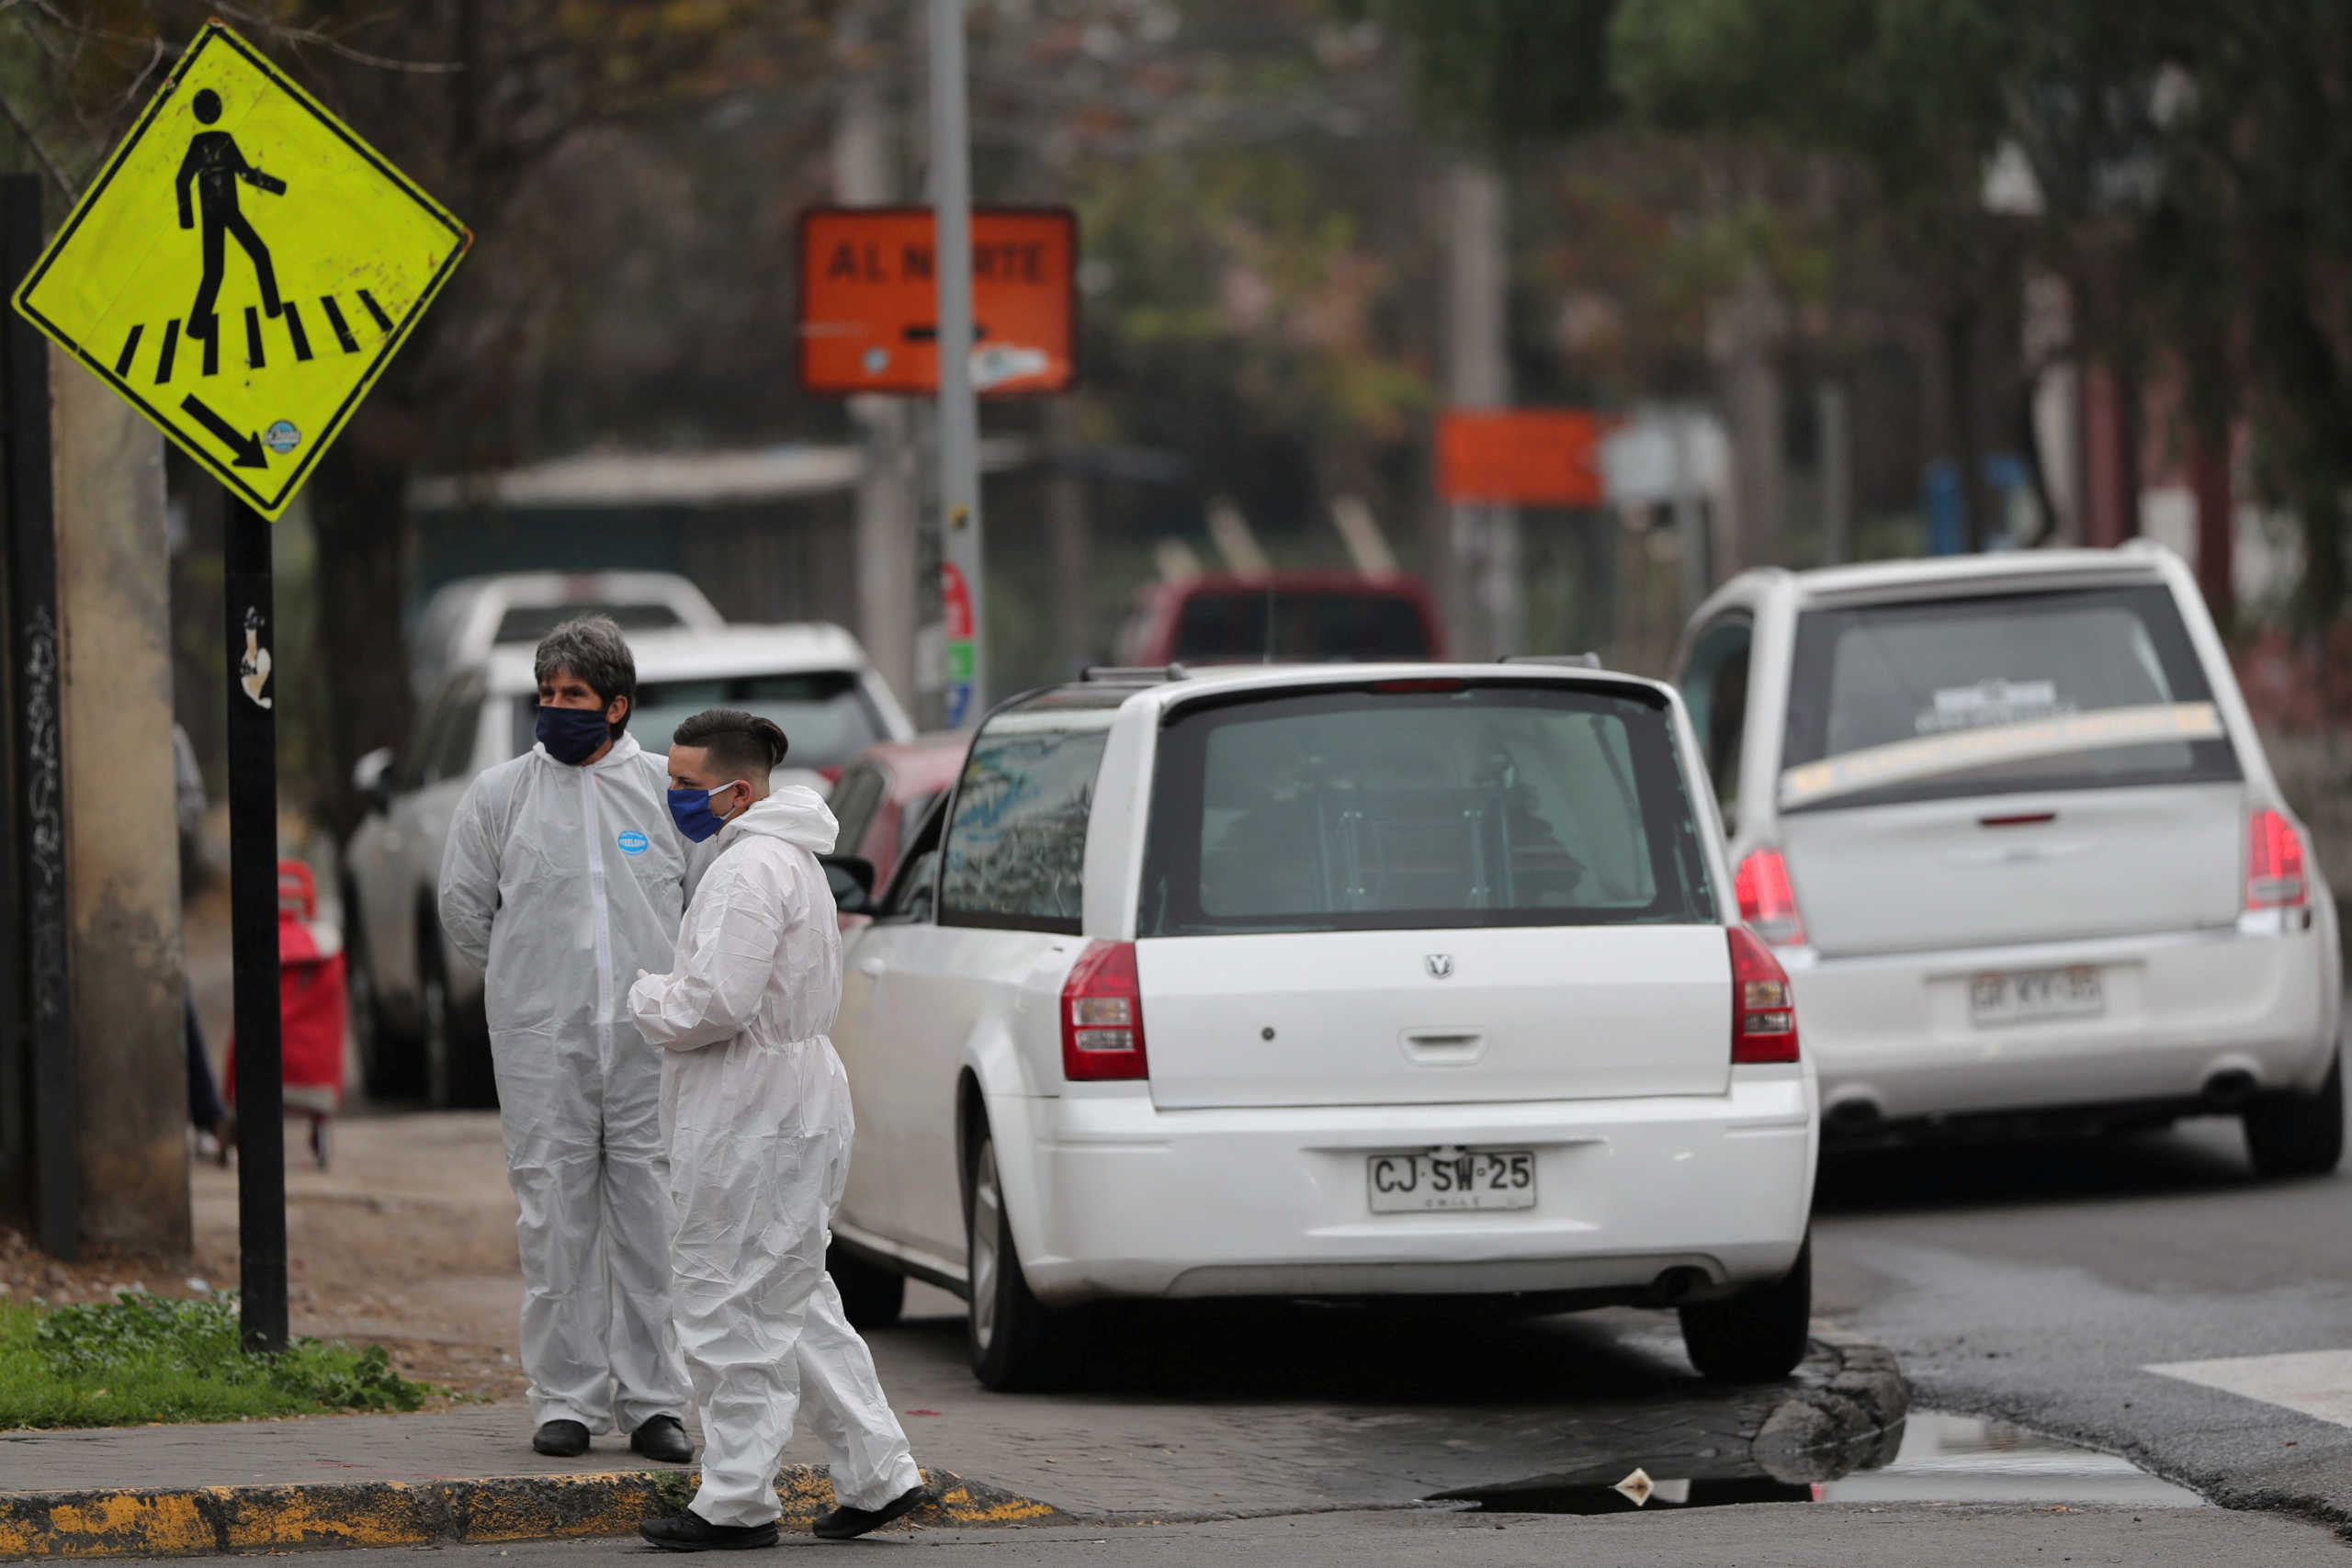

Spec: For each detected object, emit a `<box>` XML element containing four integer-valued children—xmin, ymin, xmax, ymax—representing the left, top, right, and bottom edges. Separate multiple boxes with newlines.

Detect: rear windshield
<box><xmin>510</xmin><ymin>669</ymin><xmax>885</xmax><ymax>770</ymax></box>
<box><xmin>493</xmin><ymin>602</ymin><xmax>684</xmax><ymax>646</ymax></box>
<box><xmin>1138</xmin><ymin>682</ymin><xmax>1717</xmax><ymax>936</ymax></box>
<box><xmin>1170</xmin><ymin>590</ymin><xmax>1433</xmax><ymax>663</ymax></box>
<box><xmin>1781</xmin><ymin>584</ymin><xmax>2241</xmax><ymax>812</ymax></box>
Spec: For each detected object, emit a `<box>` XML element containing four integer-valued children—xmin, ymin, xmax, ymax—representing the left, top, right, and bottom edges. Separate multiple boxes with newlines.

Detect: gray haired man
<box><xmin>440</xmin><ymin>616</ymin><xmax>696</xmax><ymax>1462</ymax></box>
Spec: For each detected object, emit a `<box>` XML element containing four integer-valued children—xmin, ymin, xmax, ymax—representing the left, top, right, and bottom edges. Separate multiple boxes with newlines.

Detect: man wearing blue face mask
<box><xmin>439</xmin><ymin>615</ymin><xmax>697</xmax><ymax>1465</ymax></box>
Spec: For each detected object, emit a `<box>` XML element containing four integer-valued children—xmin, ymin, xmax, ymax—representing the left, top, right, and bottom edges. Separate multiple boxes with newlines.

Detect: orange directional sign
<box><xmin>798</xmin><ymin>206</ymin><xmax>1076</xmax><ymax>396</ymax></box>
<box><xmin>1437</xmin><ymin>409</ymin><xmax>1608</xmax><ymax>507</ymax></box>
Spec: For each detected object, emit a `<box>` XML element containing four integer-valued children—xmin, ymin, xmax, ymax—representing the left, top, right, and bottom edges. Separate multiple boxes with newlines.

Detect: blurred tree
<box><xmin>1611</xmin><ymin>0</ymin><xmax>2030</xmax><ymax>551</ymax></box>
<box><xmin>2126</xmin><ymin>2</ymin><xmax>2352</xmax><ymax>630</ymax></box>
<box><xmin>1</xmin><ymin>1</ymin><xmax>840</xmax><ymax>828</ymax></box>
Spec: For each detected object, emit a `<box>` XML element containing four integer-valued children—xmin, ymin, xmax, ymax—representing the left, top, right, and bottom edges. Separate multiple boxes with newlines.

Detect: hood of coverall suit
<box><xmin>717</xmin><ymin>785</ymin><xmax>840</xmax><ymax>856</ymax></box>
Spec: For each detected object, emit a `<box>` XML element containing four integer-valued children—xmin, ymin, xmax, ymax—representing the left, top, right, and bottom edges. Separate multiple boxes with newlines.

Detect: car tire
<box><xmin>1679</xmin><ymin>1236</ymin><xmax>1812</xmax><ymax>1383</ymax></box>
<box><xmin>966</xmin><ymin>1127</ymin><xmax>1086</xmax><ymax>1392</ymax></box>
<box><xmin>2244</xmin><ymin>1052</ymin><xmax>2345</xmax><ymax>1179</ymax></box>
<box><xmin>827</xmin><ymin>1242</ymin><xmax>906</xmax><ymax>1329</ymax></box>
<box><xmin>420</xmin><ymin>938</ymin><xmax>498</xmax><ymax>1111</ymax></box>
<box><xmin>344</xmin><ymin>888</ymin><xmax>419</xmax><ymax>1101</ymax></box>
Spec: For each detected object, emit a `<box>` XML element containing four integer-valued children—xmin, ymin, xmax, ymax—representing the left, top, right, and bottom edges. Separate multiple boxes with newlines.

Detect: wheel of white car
<box><xmin>966</xmin><ymin>1126</ymin><xmax>1086</xmax><ymax>1392</ymax></box>
<box><xmin>1678</xmin><ymin>1235</ymin><xmax>1813</xmax><ymax>1383</ymax></box>
<box><xmin>2244</xmin><ymin>1051</ymin><xmax>2345</xmax><ymax>1179</ymax></box>
<box><xmin>827</xmin><ymin>1241</ymin><xmax>906</xmax><ymax>1329</ymax></box>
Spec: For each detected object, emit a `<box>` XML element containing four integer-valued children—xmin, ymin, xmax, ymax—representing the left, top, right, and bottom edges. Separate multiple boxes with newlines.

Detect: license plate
<box><xmin>1969</xmin><ymin>965</ymin><xmax>2105</xmax><ymax>1027</ymax></box>
<box><xmin>1367</xmin><ymin>1147</ymin><xmax>1535</xmax><ymax>1213</ymax></box>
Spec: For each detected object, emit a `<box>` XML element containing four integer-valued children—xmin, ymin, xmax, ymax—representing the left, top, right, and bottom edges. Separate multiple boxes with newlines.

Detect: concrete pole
<box><xmin>47</xmin><ymin>347</ymin><xmax>188</xmax><ymax>1257</ymax></box>
<box><xmin>834</xmin><ymin>1</ymin><xmax>919</xmax><ymax>713</ymax></box>
<box><xmin>1445</xmin><ymin>160</ymin><xmax>1512</xmax><ymax>661</ymax></box>
<box><xmin>929</xmin><ymin>0</ymin><xmax>984</xmax><ymax>726</ymax></box>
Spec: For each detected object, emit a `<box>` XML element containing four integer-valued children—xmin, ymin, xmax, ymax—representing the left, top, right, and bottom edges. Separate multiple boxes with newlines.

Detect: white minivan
<box><xmin>1673</xmin><ymin>545</ymin><xmax>2343</xmax><ymax>1175</ymax></box>
<box><xmin>821</xmin><ymin>662</ymin><xmax>1819</xmax><ymax>1391</ymax></box>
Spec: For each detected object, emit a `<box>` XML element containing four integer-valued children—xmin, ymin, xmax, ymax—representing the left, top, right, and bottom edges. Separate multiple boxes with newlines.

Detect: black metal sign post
<box><xmin>0</xmin><ymin>175</ymin><xmax>76</xmax><ymax>1261</ymax></box>
<box><xmin>223</xmin><ymin>491</ymin><xmax>287</xmax><ymax>1353</ymax></box>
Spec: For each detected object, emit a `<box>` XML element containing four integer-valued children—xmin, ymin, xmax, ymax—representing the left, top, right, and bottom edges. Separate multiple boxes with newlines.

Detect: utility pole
<box><xmin>930</xmin><ymin>0</ymin><xmax>984</xmax><ymax>725</ymax></box>
<box><xmin>1044</xmin><ymin>397</ymin><xmax>1091</xmax><ymax>675</ymax></box>
<box><xmin>1445</xmin><ymin>161</ymin><xmax>1513</xmax><ymax>660</ymax></box>
<box><xmin>834</xmin><ymin>1</ymin><xmax>919</xmax><ymax>713</ymax></box>
<box><xmin>1671</xmin><ymin>408</ymin><xmax>1712</xmax><ymax>617</ymax></box>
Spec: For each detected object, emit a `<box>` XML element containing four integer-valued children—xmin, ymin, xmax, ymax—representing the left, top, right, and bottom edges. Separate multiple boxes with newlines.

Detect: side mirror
<box><xmin>353</xmin><ymin>748</ymin><xmax>395</xmax><ymax>814</ymax></box>
<box><xmin>821</xmin><ymin>854</ymin><xmax>877</xmax><ymax>916</ymax></box>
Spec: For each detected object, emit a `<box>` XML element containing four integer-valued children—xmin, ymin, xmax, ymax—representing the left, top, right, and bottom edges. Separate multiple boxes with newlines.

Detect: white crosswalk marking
<box><xmin>2147</xmin><ymin>1349</ymin><xmax>2352</xmax><ymax>1427</ymax></box>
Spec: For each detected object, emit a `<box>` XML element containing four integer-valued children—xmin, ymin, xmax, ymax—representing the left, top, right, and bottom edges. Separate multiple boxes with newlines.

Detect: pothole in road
<box><xmin>1454</xmin><ymin>1412</ymin><xmax>2204</xmax><ymax>1514</ymax></box>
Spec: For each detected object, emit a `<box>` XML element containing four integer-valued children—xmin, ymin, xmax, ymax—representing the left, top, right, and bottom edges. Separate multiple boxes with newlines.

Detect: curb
<box><xmin>0</xmin><ymin>1466</ymin><xmax>1063</xmax><ymax>1559</ymax></box>
<box><xmin>1750</xmin><ymin>1330</ymin><xmax>1914</xmax><ymax>1483</ymax></box>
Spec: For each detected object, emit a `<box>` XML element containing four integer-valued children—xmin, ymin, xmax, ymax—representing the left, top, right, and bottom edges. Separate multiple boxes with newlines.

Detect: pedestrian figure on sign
<box><xmin>175</xmin><ymin>87</ymin><xmax>285</xmax><ymax>338</ymax></box>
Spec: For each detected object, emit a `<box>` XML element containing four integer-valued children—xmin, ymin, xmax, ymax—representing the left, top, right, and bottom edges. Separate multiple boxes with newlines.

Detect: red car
<box><xmin>1114</xmin><ymin>572</ymin><xmax>1447</xmax><ymax>667</ymax></box>
<box><xmin>825</xmin><ymin>733</ymin><xmax>969</xmax><ymax>901</ymax></box>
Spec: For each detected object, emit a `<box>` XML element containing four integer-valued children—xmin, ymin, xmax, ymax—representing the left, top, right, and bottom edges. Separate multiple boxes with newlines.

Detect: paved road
<box><xmin>234</xmin><ymin>1502</ymin><xmax>2337</xmax><ymax>1566</ymax></box>
<box><xmin>1813</xmin><ymin>1112</ymin><xmax>2352</xmax><ymax>1523</ymax></box>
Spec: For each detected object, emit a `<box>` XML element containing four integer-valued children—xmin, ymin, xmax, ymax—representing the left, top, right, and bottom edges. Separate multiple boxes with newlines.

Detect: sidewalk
<box><xmin>3</xmin><ymin>1115</ymin><xmax>1908</xmax><ymax>1554</ymax></box>
<box><xmin>0</xmin><ymin>1319</ymin><xmax>1905</xmax><ymax>1555</ymax></box>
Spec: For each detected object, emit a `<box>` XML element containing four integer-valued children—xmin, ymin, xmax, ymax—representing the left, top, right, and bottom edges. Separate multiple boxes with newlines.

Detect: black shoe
<box><xmin>532</xmin><ymin>1419</ymin><xmax>590</xmax><ymax>1458</ymax></box>
<box><xmin>811</xmin><ymin>1483</ymin><xmax>928</xmax><ymax>1541</ymax></box>
<box><xmin>630</xmin><ymin>1415</ymin><xmax>695</xmax><ymax>1464</ymax></box>
<box><xmin>639</xmin><ymin>1514</ymin><xmax>779</xmax><ymax>1552</ymax></box>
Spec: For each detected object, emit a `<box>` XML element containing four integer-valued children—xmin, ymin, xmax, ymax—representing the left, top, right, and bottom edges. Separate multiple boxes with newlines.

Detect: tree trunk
<box><xmin>2191</xmin><ymin>415</ymin><xmax>2234</xmax><ymax>630</ymax></box>
<box><xmin>309</xmin><ymin>429</ymin><xmax>416</xmax><ymax>845</ymax></box>
<box><xmin>1945</xmin><ymin>302</ymin><xmax>1992</xmax><ymax>552</ymax></box>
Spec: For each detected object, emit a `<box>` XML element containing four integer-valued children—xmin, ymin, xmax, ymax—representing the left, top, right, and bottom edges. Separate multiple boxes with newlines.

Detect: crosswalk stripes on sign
<box><xmin>108</xmin><ymin>289</ymin><xmax>392</xmax><ymax>384</ymax></box>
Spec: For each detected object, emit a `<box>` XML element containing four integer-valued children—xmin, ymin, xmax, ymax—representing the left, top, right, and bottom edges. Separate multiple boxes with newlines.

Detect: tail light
<box><xmin>1061</xmin><ymin>941</ymin><xmax>1148</xmax><ymax>1081</ymax></box>
<box><xmin>2247</xmin><ymin>808</ymin><xmax>2309</xmax><ymax>910</ymax></box>
<box><xmin>1728</xmin><ymin>927</ymin><xmax>1800</xmax><ymax>1065</ymax></box>
<box><xmin>1735</xmin><ymin>848</ymin><xmax>1807</xmax><ymax>946</ymax></box>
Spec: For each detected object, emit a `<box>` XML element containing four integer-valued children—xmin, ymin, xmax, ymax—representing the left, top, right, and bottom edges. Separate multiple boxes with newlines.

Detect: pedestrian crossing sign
<box><xmin>10</xmin><ymin>21</ymin><xmax>469</xmax><ymax>519</ymax></box>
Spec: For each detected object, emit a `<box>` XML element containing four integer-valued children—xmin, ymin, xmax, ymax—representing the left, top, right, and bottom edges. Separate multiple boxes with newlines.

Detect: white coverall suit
<box><xmin>440</xmin><ymin>733</ymin><xmax>694</xmax><ymax>1437</ymax></box>
<box><xmin>628</xmin><ymin>788</ymin><xmax>922</xmax><ymax>1528</ymax></box>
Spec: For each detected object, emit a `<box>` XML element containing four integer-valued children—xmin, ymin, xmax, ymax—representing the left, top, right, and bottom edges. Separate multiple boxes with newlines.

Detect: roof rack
<box><xmin>1498</xmin><ymin>652</ymin><xmax>1604</xmax><ymax>669</ymax></box>
<box><xmin>1078</xmin><ymin>663</ymin><xmax>1190</xmax><ymax>683</ymax></box>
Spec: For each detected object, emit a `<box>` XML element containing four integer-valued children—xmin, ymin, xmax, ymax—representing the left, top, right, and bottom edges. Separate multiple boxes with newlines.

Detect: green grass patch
<box><xmin>0</xmin><ymin>1290</ymin><xmax>437</xmax><ymax>1429</ymax></box>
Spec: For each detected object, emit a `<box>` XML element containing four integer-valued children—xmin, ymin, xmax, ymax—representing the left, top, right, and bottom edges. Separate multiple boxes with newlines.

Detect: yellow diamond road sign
<box><xmin>10</xmin><ymin>21</ymin><xmax>469</xmax><ymax>519</ymax></box>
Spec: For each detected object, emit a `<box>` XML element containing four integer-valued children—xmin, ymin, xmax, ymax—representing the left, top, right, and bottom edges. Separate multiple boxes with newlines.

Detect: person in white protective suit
<box><xmin>438</xmin><ymin>616</ymin><xmax>697</xmax><ymax>1464</ymax></box>
<box><xmin>629</xmin><ymin>708</ymin><xmax>926</xmax><ymax>1551</ymax></box>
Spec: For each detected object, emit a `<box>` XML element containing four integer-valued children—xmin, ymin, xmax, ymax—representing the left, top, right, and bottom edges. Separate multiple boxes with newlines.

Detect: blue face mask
<box><xmin>536</xmin><ymin>704</ymin><xmax>611</xmax><ymax>765</ymax></box>
<box><xmin>668</xmin><ymin>781</ymin><xmax>745</xmax><ymax>843</ymax></box>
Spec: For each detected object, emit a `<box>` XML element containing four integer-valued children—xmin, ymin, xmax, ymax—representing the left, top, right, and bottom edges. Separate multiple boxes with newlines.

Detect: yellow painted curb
<box><xmin>0</xmin><ymin>1466</ymin><xmax>1060</xmax><ymax>1558</ymax></box>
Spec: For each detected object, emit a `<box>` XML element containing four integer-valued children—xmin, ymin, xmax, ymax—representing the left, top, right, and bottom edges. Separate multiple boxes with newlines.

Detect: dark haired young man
<box><xmin>630</xmin><ymin>708</ymin><xmax>924</xmax><ymax>1549</ymax></box>
<box><xmin>440</xmin><ymin>616</ymin><xmax>695</xmax><ymax>1463</ymax></box>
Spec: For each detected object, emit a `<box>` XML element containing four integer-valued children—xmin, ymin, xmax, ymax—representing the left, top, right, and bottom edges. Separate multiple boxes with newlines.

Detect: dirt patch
<box><xmin>5</xmin><ymin>1110</ymin><xmax>529</xmax><ymax>1404</ymax></box>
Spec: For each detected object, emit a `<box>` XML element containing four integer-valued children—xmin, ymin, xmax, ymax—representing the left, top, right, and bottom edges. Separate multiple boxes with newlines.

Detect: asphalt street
<box><xmin>1813</xmin><ymin>1111</ymin><xmax>2352</xmax><ymax>1525</ymax></box>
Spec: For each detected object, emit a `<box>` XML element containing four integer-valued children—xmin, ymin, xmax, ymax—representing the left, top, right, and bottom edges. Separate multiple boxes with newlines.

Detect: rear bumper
<box><xmin>1787</xmin><ymin>914</ymin><xmax>2339</xmax><ymax>1128</ymax></box>
<box><xmin>1009</xmin><ymin>1073</ymin><xmax>1815</xmax><ymax>1307</ymax></box>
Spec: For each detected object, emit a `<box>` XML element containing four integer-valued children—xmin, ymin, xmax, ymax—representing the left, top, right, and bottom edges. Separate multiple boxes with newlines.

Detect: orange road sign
<box><xmin>798</xmin><ymin>206</ymin><xmax>1076</xmax><ymax>396</ymax></box>
<box><xmin>1437</xmin><ymin>409</ymin><xmax>1608</xmax><ymax>506</ymax></box>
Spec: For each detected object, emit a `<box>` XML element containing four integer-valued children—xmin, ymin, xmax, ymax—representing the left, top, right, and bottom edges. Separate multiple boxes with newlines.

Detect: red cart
<box><xmin>224</xmin><ymin>861</ymin><xmax>348</xmax><ymax>1169</ymax></box>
